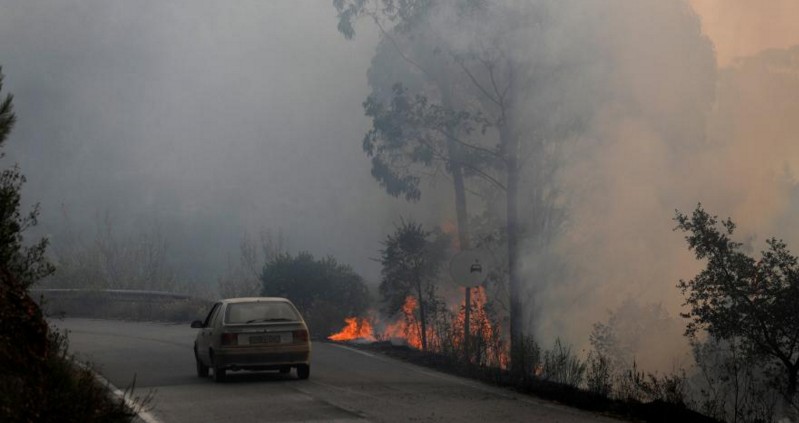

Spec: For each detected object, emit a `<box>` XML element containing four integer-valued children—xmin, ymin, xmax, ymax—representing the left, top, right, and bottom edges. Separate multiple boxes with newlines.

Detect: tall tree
<box><xmin>335</xmin><ymin>0</ymin><xmax>716</xmax><ymax>374</ymax></box>
<box><xmin>379</xmin><ymin>220</ymin><xmax>449</xmax><ymax>351</ymax></box>
<box><xmin>335</xmin><ymin>0</ymin><xmax>565</xmax><ymax>369</ymax></box>
<box><xmin>676</xmin><ymin>205</ymin><xmax>799</xmax><ymax>401</ymax></box>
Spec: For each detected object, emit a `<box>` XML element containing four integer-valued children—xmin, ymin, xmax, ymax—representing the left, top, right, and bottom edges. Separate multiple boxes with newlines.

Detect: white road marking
<box><xmin>328</xmin><ymin>342</ymin><xmax>376</xmax><ymax>358</ymax></box>
<box><xmin>82</xmin><ymin>364</ymin><xmax>163</xmax><ymax>423</ymax></box>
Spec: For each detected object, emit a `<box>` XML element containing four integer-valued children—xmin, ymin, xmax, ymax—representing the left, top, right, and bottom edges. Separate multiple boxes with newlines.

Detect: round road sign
<box><xmin>449</xmin><ymin>249</ymin><xmax>491</xmax><ymax>287</ymax></box>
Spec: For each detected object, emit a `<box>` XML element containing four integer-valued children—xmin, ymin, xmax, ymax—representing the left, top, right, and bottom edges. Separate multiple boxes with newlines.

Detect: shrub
<box><xmin>261</xmin><ymin>252</ymin><xmax>369</xmax><ymax>337</ymax></box>
<box><xmin>542</xmin><ymin>338</ymin><xmax>586</xmax><ymax>387</ymax></box>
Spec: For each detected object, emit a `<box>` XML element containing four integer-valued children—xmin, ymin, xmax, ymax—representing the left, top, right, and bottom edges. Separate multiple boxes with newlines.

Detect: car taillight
<box><xmin>221</xmin><ymin>332</ymin><xmax>238</xmax><ymax>346</ymax></box>
<box><xmin>292</xmin><ymin>329</ymin><xmax>309</xmax><ymax>342</ymax></box>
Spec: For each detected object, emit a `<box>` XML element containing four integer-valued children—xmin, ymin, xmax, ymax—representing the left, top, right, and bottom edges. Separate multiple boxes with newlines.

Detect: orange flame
<box><xmin>383</xmin><ymin>296</ymin><xmax>425</xmax><ymax>349</ymax></box>
<box><xmin>327</xmin><ymin>317</ymin><xmax>376</xmax><ymax>342</ymax></box>
<box><xmin>454</xmin><ymin>287</ymin><xmax>509</xmax><ymax>368</ymax></box>
<box><xmin>328</xmin><ymin>289</ymin><xmax>508</xmax><ymax>369</ymax></box>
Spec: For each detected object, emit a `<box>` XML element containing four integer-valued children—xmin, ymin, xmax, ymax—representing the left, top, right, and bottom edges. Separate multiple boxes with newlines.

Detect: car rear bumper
<box><xmin>214</xmin><ymin>344</ymin><xmax>310</xmax><ymax>370</ymax></box>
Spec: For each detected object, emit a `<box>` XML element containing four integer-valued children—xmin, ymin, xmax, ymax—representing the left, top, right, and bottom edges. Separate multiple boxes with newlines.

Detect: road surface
<box><xmin>52</xmin><ymin>318</ymin><xmax>622</xmax><ymax>423</ymax></box>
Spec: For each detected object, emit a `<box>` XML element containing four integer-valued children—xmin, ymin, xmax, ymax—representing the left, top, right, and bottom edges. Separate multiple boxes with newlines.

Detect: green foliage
<box><xmin>362</xmin><ymin>83</ymin><xmax>497</xmax><ymax>201</ymax></box>
<box><xmin>340</xmin><ymin>0</ymin><xmax>506</xmax><ymax>205</ymax></box>
<box><xmin>675</xmin><ymin>205</ymin><xmax>799</xmax><ymax>398</ymax></box>
<box><xmin>379</xmin><ymin>220</ymin><xmax>449</xmax><ymax>351</ymax></box>
<box><xmin>379</xmin><ymin>220</ymin><xmax>448</xmax><ymax>314</ymax></box>
<box><xmin>334</xmin><ymin>0</ymin><xmax>433</xmax><ymax>40</ymax></box>
<box><xmin>261</xmin><ymin>251</ymin><xmax>369</xmax><ymax>337</ymax></box>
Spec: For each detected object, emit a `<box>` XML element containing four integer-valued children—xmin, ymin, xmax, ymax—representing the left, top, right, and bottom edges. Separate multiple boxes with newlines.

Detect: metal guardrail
<box><xmin>31</xmin><ymin>288</ymin><xmax>194</xmax><ymax>302</ymax></box>
<box><xmin>33</xmin><ymin>288</ymin><xmax>208</xmax><ymax>322</ymax></box>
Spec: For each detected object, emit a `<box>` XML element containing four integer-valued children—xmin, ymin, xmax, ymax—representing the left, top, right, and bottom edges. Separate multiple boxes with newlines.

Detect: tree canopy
<box><xmin>379</xmin><ymin>220</ymin><xmax>449</xmax><ymax>350</ymax></box>
<box><xmin>676</xmin><ymin>205</ymin><xmax>799</xmax><ymax>397</ymax></box>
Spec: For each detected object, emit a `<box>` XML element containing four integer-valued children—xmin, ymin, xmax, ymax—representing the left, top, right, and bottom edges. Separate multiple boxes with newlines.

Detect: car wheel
<box><xmin>213</xmin><ymin>366</ymin><xmax>226</xmax><ymax>383</ymax></box>
<box><xmin>296</xmin><ymin>364</ymin><xmax>310</xmax><ymax>380</ymax></box>
<box><xmin>195</xmin><ymin>350</ymin><xmax>209</xmax><ymax>378</ymax></box>
<box><xmin>211</xmin><ymin>351</ymin><xmax>226</xmax><ymax>383</ymax></box>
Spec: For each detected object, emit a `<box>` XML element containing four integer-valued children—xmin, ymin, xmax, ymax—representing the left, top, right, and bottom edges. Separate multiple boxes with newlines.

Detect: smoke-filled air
<box><xmin>2</xmin><ymin>0</ymin><xmax>799</xmax><ymax>421</ymax></box>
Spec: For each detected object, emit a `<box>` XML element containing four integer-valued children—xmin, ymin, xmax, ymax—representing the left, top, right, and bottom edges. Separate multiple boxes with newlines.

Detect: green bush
<box><xmin>261</xmin><ymin>252</ymin><xmax>369</xmax><ymax>337</ymax></box>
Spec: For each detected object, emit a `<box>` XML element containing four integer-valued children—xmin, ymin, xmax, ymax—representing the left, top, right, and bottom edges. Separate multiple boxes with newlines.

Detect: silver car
<box><xmin>191</xmin><ymin>297</ymin><xmax>311</xmax><ymax>382</ymax></box>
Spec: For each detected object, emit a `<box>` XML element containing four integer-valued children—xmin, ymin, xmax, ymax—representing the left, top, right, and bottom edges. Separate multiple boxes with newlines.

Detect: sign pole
<box><xmin>450</xmin><ymin>250</ymin><xmax>491</xmax><ymax>365</ymax></box>
<box><xmin>464</xmin><ymin>286</ymin><xmax>471</xmax><ymax>363</ymax></box>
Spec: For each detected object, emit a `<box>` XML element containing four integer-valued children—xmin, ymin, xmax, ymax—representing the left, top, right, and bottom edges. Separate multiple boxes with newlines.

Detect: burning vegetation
<box><xmin>327</xmin><ymin>317</ymin><xmax>376</xmax><ymax>342</ymax></box>
<box><xmin>329</xmin><ymin>287</ymin><xmax>508</xmax><ymax>369</ymax></box>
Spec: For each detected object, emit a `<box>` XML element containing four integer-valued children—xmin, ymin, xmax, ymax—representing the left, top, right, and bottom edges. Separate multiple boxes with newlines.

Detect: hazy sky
<box><xmin>0</xmin><ymin>1</ymin><xmax>424</xmax><ymax>284</ymax></box>
<box><xmin>690</xmin><ymin>0</ymin><xmax>799</xmax><ymax>66</ymax></box>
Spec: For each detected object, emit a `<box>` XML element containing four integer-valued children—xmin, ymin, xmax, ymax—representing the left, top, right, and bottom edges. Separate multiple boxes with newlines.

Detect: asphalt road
<box><xmin>52</xmin><ymin>318</ymin><xmax>622</xmax><ymax>423</ymax></box>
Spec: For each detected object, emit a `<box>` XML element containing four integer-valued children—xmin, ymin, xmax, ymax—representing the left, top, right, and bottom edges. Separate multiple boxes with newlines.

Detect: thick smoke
<box><xmin>2</xmin><ymin>0</ymin><xmax>797</xmax><ymax>373</ymax></box>
<box><xmin>520</xmin><ymin>0</ymin><xmax>799</xmax><ymax>372</ymax></box>
<box><xmin>689</xmin><ymin>0</ymin><xmax>799</xmax><ymax>67</ymax></box>
<box><xmin>407</xmin><ymin>0</ymin><xmax>799</xmax><ymax>372</ymax></box>
<box><xmin>0</xmin><ymin>1</ymin><xmax>412</xmax><ymax>285</ymax></box>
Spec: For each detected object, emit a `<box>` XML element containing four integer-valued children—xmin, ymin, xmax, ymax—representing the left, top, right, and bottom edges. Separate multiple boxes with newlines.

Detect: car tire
<box><xmin>195</xmin><ymin>350</ymin><xmax>209</xmax><ymax>378</ymax></box>
<box><xmin>213</xmin><ymin>365</ymin><xmax>226</xmax><ymax>383</ymax></box>
<box><xmin>296</xmin><ymin>364</ymin><xmax>310</xmax><ymax>380</ymax></box>
<box><xmin>211</xmin><ymin>351</ymin><xmax>226</xmax><ymax>383</ymax></box>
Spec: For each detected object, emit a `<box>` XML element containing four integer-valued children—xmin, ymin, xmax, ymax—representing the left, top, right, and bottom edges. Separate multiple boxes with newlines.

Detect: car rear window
<box><xmin>224</xmin><ymin>301</ymin><xmax>301</xmax><ymax>324</ymax></box>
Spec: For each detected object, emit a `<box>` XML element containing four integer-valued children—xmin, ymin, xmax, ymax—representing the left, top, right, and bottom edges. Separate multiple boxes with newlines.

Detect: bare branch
<box><xmin>411</xmin><ymin>134</ymin><xmax>506</xmax><ymax>191</ymax></box>
<box><xmin>481</xmin><ymin>56</ymin><xmax>506</xmax><ymax>109</ymax></box>
<box><xmin>368</xmin><ymin>11</ymin><xmax>434</xmax><ymax>81</ymax></box>
<box><xmin>435</xmin><ymin>126</ymin><xmax>502</xmax><ymax>161</ymax></box>
<box><xmin>455</xmin><ymin>58</ymin><xmax>502</xmax><ymax>108</ymax></box>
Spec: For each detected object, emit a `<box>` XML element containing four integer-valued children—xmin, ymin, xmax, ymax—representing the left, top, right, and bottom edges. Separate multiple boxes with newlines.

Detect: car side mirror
<box><xmin>190</xmin><ymin>320</ymin><xmax>204</xmax><ymax>328</ymax></box>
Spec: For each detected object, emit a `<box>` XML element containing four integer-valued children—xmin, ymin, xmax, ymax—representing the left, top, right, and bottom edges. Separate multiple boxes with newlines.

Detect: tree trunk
<box><xmin>452</xmin><ymin>163</ymin><xmax>473</xmax><ymax>361</ymax></box>
<box><xmin>416</xmin><ymin>281</ymin><xmax>428</xmax><ymax>352</ymax></box>
<box><xmin>442</xmin><ymin>86</ymin><xmax>473</xmax><ymax>361</ymax></box>
<box><xmin>452</xmin><ymin>163</ymin><xmax>471</xmax><ymax>252</ymax></box>
<box><xmin>503</xmin><ymin>122</ymin><xmax>524</xmax><ymax>375</ymax></box>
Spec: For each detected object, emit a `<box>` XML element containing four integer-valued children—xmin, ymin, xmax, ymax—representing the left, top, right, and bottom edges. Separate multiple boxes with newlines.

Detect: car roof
<box><xmin>220</xmin><ymin>297</ymin><xmax>293</xmax><ymax>304</ymax></box>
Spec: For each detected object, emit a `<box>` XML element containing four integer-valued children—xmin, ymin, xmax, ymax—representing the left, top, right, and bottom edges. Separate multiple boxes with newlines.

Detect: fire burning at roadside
<box><xmin>327</xmin><ymin>317</ymin><xmax>376</xmax><ymax>342</ymax></box>
<box><xmin>327</xmin><ymin>288</ymin><xmax>509</xmax><ymax>368</ymax></box>
<box><xmin>381</xmin><ymin>296</ymin><xmax>424</xmax><ymax>349</ymax></box>
<box><xmin>327</xmin><ymin>296</ymin><xmax>423</xmax><ymax>346</ymax></box>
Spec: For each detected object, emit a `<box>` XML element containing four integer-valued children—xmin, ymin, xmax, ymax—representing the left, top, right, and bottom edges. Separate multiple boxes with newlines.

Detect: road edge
<box><xmin>80</xmin><ymin>363</ymin><xmax>163</xmax><ymax>423</ymax></box>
